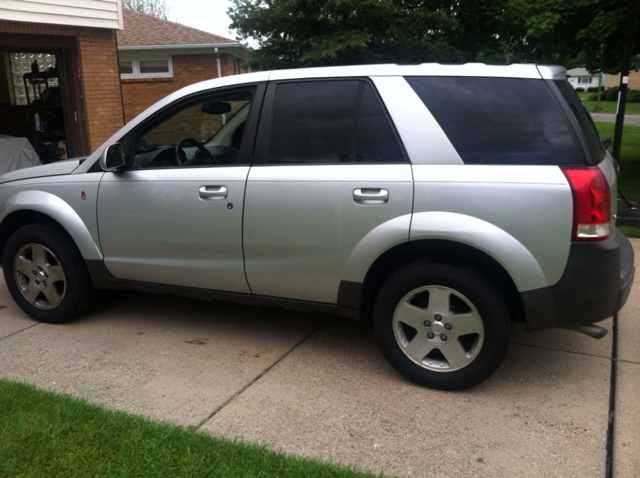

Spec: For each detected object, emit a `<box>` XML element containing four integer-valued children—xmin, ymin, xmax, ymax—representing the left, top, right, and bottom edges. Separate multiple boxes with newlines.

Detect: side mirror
<box><xmin>100</xmin><ymin>143</ymin><xmax>125</xmax><ymax>171</ymax></box>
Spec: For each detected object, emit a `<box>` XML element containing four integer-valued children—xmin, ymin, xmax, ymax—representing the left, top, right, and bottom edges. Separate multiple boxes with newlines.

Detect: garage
<box><xmin>0</xmin><ymin>42</ymin><xmax>84</xmax><ymax>169</ymax></box>
<box><xmin>0</xmin><ymin>3</ymin><xmax>125</xmax><ymax>171</ymax></box>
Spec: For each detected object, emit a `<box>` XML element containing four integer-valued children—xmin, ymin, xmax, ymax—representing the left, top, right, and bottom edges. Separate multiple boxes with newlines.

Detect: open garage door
<box><xmin>0</xmin><ymin>33</ymin><xmax>89</xmax><ymax>163</ymax></box>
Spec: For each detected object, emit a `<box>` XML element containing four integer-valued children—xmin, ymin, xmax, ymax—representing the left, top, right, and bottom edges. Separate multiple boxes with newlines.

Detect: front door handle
<box><xmin>199</xmin><ymin>186</ymin><xmax>227</xmax><ymax>200</ymax></box>
<box><xmin>353</xmin><ymin>188</ymin><xmax>389</xmax><ymax>204</ymax></box>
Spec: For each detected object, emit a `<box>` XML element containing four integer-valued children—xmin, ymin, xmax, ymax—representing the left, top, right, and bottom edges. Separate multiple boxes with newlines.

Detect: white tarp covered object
<box><xmin>0</xmin><ymin>134</ymin><xmax>41</xmax><ymax>174</ymax></box>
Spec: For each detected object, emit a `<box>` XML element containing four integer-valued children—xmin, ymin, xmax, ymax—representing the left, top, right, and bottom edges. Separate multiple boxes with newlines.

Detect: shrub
<box><xmin>588</xmin><ymin>93</ymin><xmax>600</xmax><ymax>101</ymax></box>
<box><xmin>575</xmin><ymin>87</ymin><xmax>585</xmax><ymax>92</ymax></box>
<box><xmin>605</xmin><ymin>86</ymin><xmax>620</xmax><ymax>101</ymax></box>
<box><xmin>626</xmin><ymin>89</ymin><xmax>640</xmax><ymax>103</ymax></box>
<box><xmin>587</xmin><ymin>87</ymin><xmax>600</xmax><ymax>93</ymax></box>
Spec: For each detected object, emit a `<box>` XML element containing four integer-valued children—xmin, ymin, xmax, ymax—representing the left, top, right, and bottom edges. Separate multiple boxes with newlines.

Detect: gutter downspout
<box><xmin>215</xmin><ymin>47</ymin><xmax>222</xmax><ymax>78</ymax></box>
<box><xmin>114</xmin><ymin>32</ymin><xmax>127</xmax><ymax>127</ymax></box>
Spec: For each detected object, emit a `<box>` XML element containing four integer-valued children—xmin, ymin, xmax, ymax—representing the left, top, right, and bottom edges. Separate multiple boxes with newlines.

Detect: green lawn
<box><xmin>0</xmin><ymin>380</ymin><xmax>384</xmax><ymax>478</ymax></box>
<box><xmin>582</xmin><ymin>100</ymin><xmax>640</xmax><ymax>114</ymax></box>
<box><xmin>619</xmin><ymin>225</ymin><xmax>640</xmax><ymax>238</ymax></box>
<box><xmin>576</xmin><ymin>90</ymin><xmax>640</xmax><ymax>113</ymax></box>
<box><xmin>594</xmin><ymin>122</ymin><xmax>640</xmax><ymax>198</ymax></box>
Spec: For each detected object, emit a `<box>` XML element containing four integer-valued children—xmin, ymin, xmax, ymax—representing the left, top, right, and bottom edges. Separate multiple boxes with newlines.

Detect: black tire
<box><xmin>372</xmin><ymin>262</ymin><xmax>510</xmax><ymax>391</ymax></box>
<box><xmin>2</xmin><ymin>223</ymin><xmax>96</xmax><ymax>324</ymax></box>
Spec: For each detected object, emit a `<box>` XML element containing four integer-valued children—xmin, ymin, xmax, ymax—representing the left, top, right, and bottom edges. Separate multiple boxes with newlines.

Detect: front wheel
<box><xmin>2</xmin><ymin>224</ymin><xmax>96</xmax><ymax>323</ymax></box>
<box><xmin>373</xmin><ymin>262</ymin><xmax>510</xmax><ymax>390</ymax></box>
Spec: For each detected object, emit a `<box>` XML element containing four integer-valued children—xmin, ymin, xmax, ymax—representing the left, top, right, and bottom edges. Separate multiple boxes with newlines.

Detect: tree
<box><xmin>230</xmin><ymin>0</ymin><xmax>639</xmax><ymax>75</ymax></box>
<box><xmin>122</xmin><ymin>0</ymin><xmax>170</xmax><ymax>20</ymax></box>
<box><xmin>493</xmin><ymin>0</ymin><xmax>640</xmax><ymax>74</ymax></box>
<box><xmin>229</xmin><ymin>0</ymin><xmax>477</xmax><ymax>69</ymax></box>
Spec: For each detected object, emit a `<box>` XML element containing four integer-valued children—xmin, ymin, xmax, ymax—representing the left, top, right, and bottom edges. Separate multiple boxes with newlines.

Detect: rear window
<box><xmin>553</xmin><ymin>80</ymin><xmax>606</xmax><ymax>163</ymax></box>
<box><xmin>405</xmin><ymin>76</ymin><xmax>584</xmax><ymax>165</ymax></box>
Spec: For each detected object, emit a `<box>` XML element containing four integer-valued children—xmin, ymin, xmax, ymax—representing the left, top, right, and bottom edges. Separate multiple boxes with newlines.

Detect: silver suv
<box><xmin>0</xmin><ymin>64</ymin><xmax>634</xmax><ymax>390</ymax></box>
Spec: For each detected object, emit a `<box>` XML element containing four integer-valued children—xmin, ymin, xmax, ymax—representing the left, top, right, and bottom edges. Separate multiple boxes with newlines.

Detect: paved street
<box><xmin>591</xmin><ymin>112</ymin><xmax>640</xmax><ymax>126</ymax></box>
<box><xmin>1</xmin><ymin>240</ymin><xmax>639</xmax><ymax>477</ymax></box>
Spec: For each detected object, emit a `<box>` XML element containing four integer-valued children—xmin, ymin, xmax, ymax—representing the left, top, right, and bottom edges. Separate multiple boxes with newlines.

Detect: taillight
<box><xmin>561</xmin><ymin>167</ymin><xmax>610</xmax><ymax>241</ymax></box>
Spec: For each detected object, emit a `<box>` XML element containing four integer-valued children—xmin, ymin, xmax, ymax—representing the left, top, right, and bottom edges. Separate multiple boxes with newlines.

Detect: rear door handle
<box><xmin>353</xmin><ymin>188</ymin><xmax>389</xmax><ymax>204</ymax></box>
<box><xmin>199</xmin><ymin>186</ymin><xmax>227</xmax><ymax>200</ymax></box>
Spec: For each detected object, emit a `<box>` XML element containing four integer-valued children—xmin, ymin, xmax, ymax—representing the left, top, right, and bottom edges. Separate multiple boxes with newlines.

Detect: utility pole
<box><xmin>612</xmin><ymin>0</ymin><xmax>638</xmax><ymax>160</ymax></box>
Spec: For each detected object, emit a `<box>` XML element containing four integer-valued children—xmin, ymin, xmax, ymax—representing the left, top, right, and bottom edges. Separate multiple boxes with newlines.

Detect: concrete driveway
<box><xmin>1</xmin><ymin>241</ymin><xmax>639</xmax><ymax>478</ymax></box>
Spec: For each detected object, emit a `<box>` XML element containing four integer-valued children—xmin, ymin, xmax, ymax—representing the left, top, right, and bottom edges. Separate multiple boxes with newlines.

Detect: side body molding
<box><xmin>0</xmin><ymin>190</ymin><xmax>103</xmax><ymax>260</ymax></box>
<box><xmin>410</xmin><ymin>212</ymin><xmax>547</xmax><ymax>292</ymax></box>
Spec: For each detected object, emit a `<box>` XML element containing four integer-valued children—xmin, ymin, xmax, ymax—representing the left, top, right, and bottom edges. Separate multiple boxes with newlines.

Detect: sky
<box><xmin>164</xmin><ymin>0</ymin><xmax>244</xmax><ymax>43</ymax></box>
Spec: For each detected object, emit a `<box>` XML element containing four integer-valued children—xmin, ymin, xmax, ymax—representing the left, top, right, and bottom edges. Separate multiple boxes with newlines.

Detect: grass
<box><xmin>594</xmin><ymin>122</ymin><xmax>640</xmax><ymax>198</ymax></box>
<box><xmin>619</xmin><ymin>225</ymin><xmax>640</xmax><ymax>239</ymax></box>
<box><xmin>0</xmin><ymin>379</ymin><xmax>384</xmax><ymax>478</ymax></box>
<box><xmin>582</xmin><ymin>100</ymin><xmax>640</xmax><ymax>114</ymax></box>
<box><xmin>577</xmin><ymin>90</ymin><xmax>640</xmax><ymax>113</ymax></box>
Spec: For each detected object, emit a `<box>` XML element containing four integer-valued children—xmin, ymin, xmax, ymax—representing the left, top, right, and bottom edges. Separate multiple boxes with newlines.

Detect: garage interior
<box><xmin>0</xmin><ymin>33</ymin><xmax>88</xmax><ymax>172</ymax></box>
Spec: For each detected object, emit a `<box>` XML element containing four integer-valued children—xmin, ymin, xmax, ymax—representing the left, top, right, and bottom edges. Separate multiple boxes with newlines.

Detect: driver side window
<box><xmin>132</xmin><ymin>89</ymin><xmax>253</xmax><ymax>169</ymax></box>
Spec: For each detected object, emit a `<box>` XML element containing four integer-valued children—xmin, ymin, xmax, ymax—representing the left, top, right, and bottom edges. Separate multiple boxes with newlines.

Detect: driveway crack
<box><xmin>605</xmin><ymin>313</ymin><xmax>618</xmax><ymax>478</ymax></box>
<box><xmin>0</xmin><ymin>322</ymin><xmax>40</xmax><ymax>342</ymax></box>
<box><xmin>190</xmin><ymin>316</ymin><xmax>332</xmax><ymax>431</ymax></box>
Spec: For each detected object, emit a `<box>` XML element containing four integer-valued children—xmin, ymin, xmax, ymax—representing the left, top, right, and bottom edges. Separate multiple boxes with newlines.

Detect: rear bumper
<box><xmin>522</xmin><ymin>229</ymin><xmax>635</xmax><ymax>332</ymax></box>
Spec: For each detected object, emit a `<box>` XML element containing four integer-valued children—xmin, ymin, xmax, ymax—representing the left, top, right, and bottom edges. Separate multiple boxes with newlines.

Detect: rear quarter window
<box><xmin>553</xmin><ymin>80</ymin><xmax>605</xmax><ymax>164</ymax></box>
<box><xmin>405</xmin><ymin>76</ymin><xmax>584</xmax><ymax>165</ymax></box>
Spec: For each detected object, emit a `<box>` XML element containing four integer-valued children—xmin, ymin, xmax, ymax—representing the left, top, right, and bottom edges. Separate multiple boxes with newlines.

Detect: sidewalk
<box><xmin>1</xmin><ymin>241</ymin><xmax>638</xmax><ymax>477</ymax></box>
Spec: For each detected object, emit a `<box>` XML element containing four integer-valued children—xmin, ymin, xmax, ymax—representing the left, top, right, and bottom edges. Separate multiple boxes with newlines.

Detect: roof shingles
<box><xmin>118</xmin><ymin>9</ymin><xmax>235</xmax><ymax>47</ymax></box>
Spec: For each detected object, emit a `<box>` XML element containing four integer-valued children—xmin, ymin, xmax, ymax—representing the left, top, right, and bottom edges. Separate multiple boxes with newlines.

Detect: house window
<box><xmin>119</xmin><ymin>60</ymin><xmax>133</xmax><ymax>75</ymax></box>
<box><xmin>119</xmin><ymin>58</ymin><xmax>172</xmax><ymax>78</ymax></box>
<box><xmin>578</xmin><ymin>77</ymin><xmax>592</xmax><ymax>84</ymax></box>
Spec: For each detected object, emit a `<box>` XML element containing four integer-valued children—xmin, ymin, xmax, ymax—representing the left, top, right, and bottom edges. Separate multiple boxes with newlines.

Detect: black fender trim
<box><xmin>85</xmin><ymin>259</ymin><xmax>121</xmax><ymax>289</ymax></box>
<box><xmin>337</xmin><ymin>280</ymin><xmax>363</xmax><ymax>310</ymax></box>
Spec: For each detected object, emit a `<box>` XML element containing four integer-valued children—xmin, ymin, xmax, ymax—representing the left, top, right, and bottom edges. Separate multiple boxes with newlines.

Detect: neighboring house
<box><xmin>0</xmin><ymin>0</ymin><xmax>125</xmax><ymax>159</ymax></box>
<box><xmin>566</xmin><ymin>68</ymin><xmax>605</xmax><ymax>90</ymax></box>
<box><xmin>605</xmin><ymin>56</ymin><xmax>640</xmax><ymax>90</ymax></box>
<box><xmin>117</xmin><ymin>9</ymin><xmax>252</xmax><ymax>122</ymax></box>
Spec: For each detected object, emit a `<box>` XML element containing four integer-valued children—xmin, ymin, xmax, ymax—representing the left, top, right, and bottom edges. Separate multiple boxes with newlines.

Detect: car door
<box><xmin>97</xmin><ymin>84</ymin><xmax>264</xmax><ymax>293</ymax></box>
<box><xmin>243</xmin><ymin>79</ymin><xmax>413</xmax><ymax>304</ymax></box>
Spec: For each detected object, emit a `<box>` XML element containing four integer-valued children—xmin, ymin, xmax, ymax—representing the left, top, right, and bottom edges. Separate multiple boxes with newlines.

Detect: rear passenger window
<box><xmin>405</xmin><ymin>77</ymin><xmax>584</xmax><ymax>165</ymax></box>
<box><xmin>268</xmin><ymin>80</ymin><xmax>405</xmax><ymax>164</ymax></box>
<box><xmin>356</xmin><ymin>84</ymin><xmax>405</xmax><ymax>162</ymax></box>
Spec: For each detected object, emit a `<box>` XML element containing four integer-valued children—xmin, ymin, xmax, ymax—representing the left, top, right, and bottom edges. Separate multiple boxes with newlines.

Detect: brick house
<box><xmin>0</xmin><ymin>0</ymin><xmax>125</xmax><ymax>159</ymax></box>
<box><xmin>605</xmin><ymin>58</ymin><xmax>640</xmax><ymax>91</ymax></box>
<box><xmin>117</xmin><ymin>9</ymin><xmax>252</xmax><ymax>123</ymax></box>
<box><xmin>0</xmin><ymin>4</ymin><xmax>250</xmax><ymax>162</ymax></box>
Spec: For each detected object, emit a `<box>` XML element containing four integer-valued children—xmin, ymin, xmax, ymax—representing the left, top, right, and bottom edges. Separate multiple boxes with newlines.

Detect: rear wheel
<box><xmin>2</xmin><ymin>224</ymin><xmax>96</xmax><ymax>323</ymax></box>
<box><xmin>373</xmin><ymin>262</ymin><xmax>510</xmax><ymax>390</ymax></box>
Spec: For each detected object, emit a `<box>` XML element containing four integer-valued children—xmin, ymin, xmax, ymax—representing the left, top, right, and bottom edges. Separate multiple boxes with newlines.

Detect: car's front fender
<box><xmin>0</xmin><ymin>190</ymin><xmax>103</xmax><ymax>260</ymax></box>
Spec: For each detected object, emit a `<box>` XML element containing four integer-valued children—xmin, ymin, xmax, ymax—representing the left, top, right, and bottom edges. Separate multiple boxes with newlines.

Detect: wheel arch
<box><xmin>0</xmin><ymin>191</ymin><xmax>102</xmax><ymax>262</ymax></box>
<box><xmin>357</xmin><ymin>239</ymin><xmax>525</xmax><ymax>324</ymax></box>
